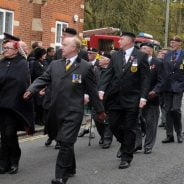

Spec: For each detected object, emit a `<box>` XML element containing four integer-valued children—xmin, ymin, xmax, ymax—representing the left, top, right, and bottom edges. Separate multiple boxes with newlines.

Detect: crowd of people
<box><xmin>0</xmin><ymin>27</ymin><xmax>184</xmax><ymax>184</ymax></box>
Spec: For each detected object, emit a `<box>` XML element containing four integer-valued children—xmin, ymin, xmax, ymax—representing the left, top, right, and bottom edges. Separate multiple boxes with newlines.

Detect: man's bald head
<box><xmin>61</xmin><ymin>37</ymin><xmax>81</xmax><ymax>58</ymax></box>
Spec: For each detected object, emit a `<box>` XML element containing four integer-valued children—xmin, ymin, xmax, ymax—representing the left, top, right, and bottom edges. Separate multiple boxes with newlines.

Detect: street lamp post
<box><xmin>164</xmin><ymin>0</ymin><xmax>170</xmax><ymax>48</ymax></box>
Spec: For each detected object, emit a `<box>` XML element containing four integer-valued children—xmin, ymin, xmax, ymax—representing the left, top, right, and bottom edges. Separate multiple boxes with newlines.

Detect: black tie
<box><xmin>65</xmin><ymin>59</ymin><xmax>71</xmax><ymax>71</ymax></box>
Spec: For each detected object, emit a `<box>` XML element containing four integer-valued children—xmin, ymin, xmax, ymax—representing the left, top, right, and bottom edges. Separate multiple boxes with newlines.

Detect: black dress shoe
<box><xmin>116</xmin><ymin>145</ymin><xmax>122</xmax><ymax>158</ymax></box>
<box><xmin>78</xmin><ymin>129</ymin><xmax>89</xmax><ymax>137</ymax></box>
<box><xmin>45</xmin><ymin>138</ymin><xmax>53</xmax><ymax>146</ymax></box>
<box><xmin>177</xmin><ymin>134</ymin><xmax>183</xmax><ymax>143</ymax></box>
<box><xmin>102</xmin><ymin>142</ymin><xmax>111</xmax><ymax>149</ymax></box>
<box><xmin>9</xmin><ymin>165</ymin><xmax>18</xmax><ymax>174</ymax></box>
<box><xmin>162</xmin><ymin>137</ymin><xmax>174</xmax><ymax>143</ymax></box>
<box><xmin>51</xmin><ymin>178</ymin><xmax>67</xmax><ymax>184</ymax></box>
<box><xmin>134</xmin><ymin>146</ymin><xmax>142</xmax><ymax>153</ymax></box>
<box><xmin>119</xmin><ymin>161</ymin><xmax>130</xmax><ymax>169</ymax></box>
<box><xmin>144</xmin><ymin>148</ymin><xmax>152</xmax><ymax>154</ymax></box>
<box><xmin>55</xmin><ymin>142</ymin><xmax>61</xmax><ymax>149</ymax></box>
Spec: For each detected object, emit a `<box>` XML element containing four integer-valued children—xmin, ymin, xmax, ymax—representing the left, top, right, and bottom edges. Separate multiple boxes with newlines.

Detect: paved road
<box><xmin>1</xmin><ymin>123</ymin><xmax>184</xmax><ymax>184</ymax></box>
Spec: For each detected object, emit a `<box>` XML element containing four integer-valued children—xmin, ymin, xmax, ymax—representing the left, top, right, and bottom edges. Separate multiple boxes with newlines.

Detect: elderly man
<box><xmin>23</xmin><ymin>36</ymin><xmax>105</xmax><ymax>184</ymax></box>
<box><xmin>161</xmin><ymin>36</ymin><xmax>184</xmax><ymax>144</ymax></box>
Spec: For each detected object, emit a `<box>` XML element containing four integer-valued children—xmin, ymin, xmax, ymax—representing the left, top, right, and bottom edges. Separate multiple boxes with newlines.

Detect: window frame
<box><xmin>55</xmin><ymin>21</ymin><xmax>68</xmax><ymax>50</ymax></box>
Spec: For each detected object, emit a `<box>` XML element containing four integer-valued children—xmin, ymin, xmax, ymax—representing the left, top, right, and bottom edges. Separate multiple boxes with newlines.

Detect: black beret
<box><xmin>170</xmin><ymin>36</ymin><xmax>183</xmax><ymax>42</ymax></box>
<box><xmin>62</xmin><ymin>27</ymin><xmax>77</xmax><ymax>35</ymax></box>
<box><xmin>120</xmin><ymin>32</ymin><xmax>136</xmax><ymax>38</ymax></box>
<box><xmin>140</xmin><ymin>42</ymin><xmax>154</xmax><ymax>49</ymax></box>
<box><xmin>3</xmin><ymin>32</ymin><xmax>20</xmax><ymax>41</ymax></box>
<box><xmin>88</xmin><ymin>48</ymin><xmax>98</xmax><ymax>53</ymax></box>
<box><xmin>101</xmin><ymin>51</ymin><xmax>111</xmax><ymax>59</ymax></box>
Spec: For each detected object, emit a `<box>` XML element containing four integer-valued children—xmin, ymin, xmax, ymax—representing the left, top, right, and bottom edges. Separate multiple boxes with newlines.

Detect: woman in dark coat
<box><xmin>0</xmin><ymin>40</ymin><xmax>34</xmax><ymax>174</ymax></box>
<box><xmin>29</xmin><ymin>47</ymin><xmax>47</xmax><ymax>125</ymax></box>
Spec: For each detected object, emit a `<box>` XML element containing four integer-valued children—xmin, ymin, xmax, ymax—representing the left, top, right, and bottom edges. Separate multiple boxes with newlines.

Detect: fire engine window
<box><xmin>98</xmin><ymin>39</ymin><xmax>114</xmax><ymax>52</ymax></box>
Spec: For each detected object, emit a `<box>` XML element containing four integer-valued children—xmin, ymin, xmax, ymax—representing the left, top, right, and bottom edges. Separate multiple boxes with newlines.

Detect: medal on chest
<box><xmin>72</xmin><ymin>74</ymin><xmax>82</xmax><ymax>83</ymax></box>
<box><xmin>130</xmin><ymin>59</ymin><xmax>138</xmax><ymax>73</ymax></box>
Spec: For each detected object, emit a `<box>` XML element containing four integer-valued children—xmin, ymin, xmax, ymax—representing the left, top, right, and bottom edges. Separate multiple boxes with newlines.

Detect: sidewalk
<box><xmin>18</xmin><ymin>124</ymin><xmax>44</xmax><ymax>136</ymax></box>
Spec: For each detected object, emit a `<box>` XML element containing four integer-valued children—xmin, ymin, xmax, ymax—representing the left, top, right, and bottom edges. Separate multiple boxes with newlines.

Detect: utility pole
<box><xmin>164</xmin><ymin>0</ymin><xmax>170</xmax><ymax>48</ymax></box>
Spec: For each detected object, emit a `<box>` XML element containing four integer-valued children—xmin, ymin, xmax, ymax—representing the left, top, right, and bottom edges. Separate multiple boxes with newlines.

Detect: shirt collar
<box><xmin>90</xmin><ymin>59</ymin><xmax>97</xmax><ymax>66</ymax></box>
<box><xmin>125</xmin><ymin>47</ymin><xmax>134</xmax><ymax>56</ymax></box>
<box><xmin>66</xmin><ymin>55</ymin><xmax>78</xmax><ymax>65</ymax></box>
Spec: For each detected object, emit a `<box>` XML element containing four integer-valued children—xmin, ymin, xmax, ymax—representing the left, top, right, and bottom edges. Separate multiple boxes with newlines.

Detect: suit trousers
<box><xmin>0</xmin><ymin>112</ymin><xmax>21</xmax><ymax>168</ymax></box>
<box><xmin>109</xmin><ymin>108</ymin><xmax>139</xmax><ymax>163</ymax></box>
<box><xmin>164</xmin><ymin>92</ymin><xmax>183</xmax><ymax>137</ymax></box>
<box><xmin>55</xmin><ymin>112</ymin><xmax>83</xmax><ymax>179</ymax></box>
<box><xmin>135</xmin><ymin>105</ymin><xmax>159</xmax><ymax>150</ymax></box>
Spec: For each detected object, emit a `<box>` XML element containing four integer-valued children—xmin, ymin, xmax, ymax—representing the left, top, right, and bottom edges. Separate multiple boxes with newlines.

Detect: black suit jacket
<box><xmin>147</xmin><ymin>57</ymin><xmax>162</xmax><ymax>106</ymax></box>
<box><xmin>99</xmin><ymin>48</ymin><xmax>150</xmax><ymax>110</ymax></box>
<box><xmin>159</xmin><ymin>50</ymin><xmax>184</xmax><ymax>93</ymax></box>
<box><xmin>28</xmin><ymin>56</ymin><xmax>104</xmax><ymax>125</ymax></box>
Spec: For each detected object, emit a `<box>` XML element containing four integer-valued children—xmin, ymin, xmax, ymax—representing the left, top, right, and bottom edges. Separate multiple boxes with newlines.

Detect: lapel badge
<box><xmin>130</xmin><ymin>59</ymin><xmax>138</xmax><ymax>73</ymax></box>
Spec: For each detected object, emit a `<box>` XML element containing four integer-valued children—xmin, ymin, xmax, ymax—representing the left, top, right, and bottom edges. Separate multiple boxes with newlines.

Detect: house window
<box><xmin>0</xmin><ymin>9</ymin><xmax>14</xmax><ymax>54</ymax></box>
<box><xmin>55</xmin><ymin>21</ymin><xmax>68</xmax><ymax>50</ymax></box>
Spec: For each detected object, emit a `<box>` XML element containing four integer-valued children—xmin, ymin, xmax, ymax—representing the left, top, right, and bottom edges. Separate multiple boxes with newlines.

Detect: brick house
<box><xmin>0</xmin><ymin>0</ymin><xmax>85</xmax><ymax>52</ymax></box>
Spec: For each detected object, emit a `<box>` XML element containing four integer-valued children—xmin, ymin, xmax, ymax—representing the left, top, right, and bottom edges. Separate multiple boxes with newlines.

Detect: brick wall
<box><xmin>0</xmin><ymin>0</ymin><xmax>84</xmax><ymax>50</ymax></box>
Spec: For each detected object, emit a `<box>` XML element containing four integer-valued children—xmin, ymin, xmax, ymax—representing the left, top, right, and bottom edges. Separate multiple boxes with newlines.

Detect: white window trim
<box><xmin>0</xmin><ymin>8</ymin><xmax>14</xmax><ymax>37</ymax></box>
<box><xmin>55</xmin><ymin>21</ymin><xmax>68</xmax><ymax>49</ymax></box>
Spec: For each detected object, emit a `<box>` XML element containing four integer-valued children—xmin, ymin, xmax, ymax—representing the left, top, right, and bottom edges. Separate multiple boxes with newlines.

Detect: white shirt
<box><xmin>90</xmin><ymin>59</ymin><xmax>97</xmax><ymax>66</ymax></box>
<box><xmin>66</xmin><ymin>55</ymin><xmax>78</xmax><ymax>66</ymax></box>
<box><xmin>148</xmin><ymin>56</ymin><xmax>152</xmax><ymax>64</ymax></box>
<box><xmin>125</xmin><ymin>47</ymin><xmax>134</xmax><ymax>63</ymax></box>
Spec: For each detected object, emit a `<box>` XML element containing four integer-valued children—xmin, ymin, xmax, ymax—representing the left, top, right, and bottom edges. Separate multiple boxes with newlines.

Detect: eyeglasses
<box><xmin>2</xmin><ymin>47</ymin><xmax>15</xmax><ymax>51</ymax></box>
<box><xmin>88</xmin><ymin>52</ymin><xmax>96</xmax><ymax>55</ymax></box>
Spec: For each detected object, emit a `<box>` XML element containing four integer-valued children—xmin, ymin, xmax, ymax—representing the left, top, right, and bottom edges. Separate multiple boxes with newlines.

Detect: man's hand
<box><xmin>96</xmin><ymin>112</ymin><xmax>106</xmax><ymax>122</ymax></box>
<box><xmin>148</xmin><ymin>91</ymin><xmax>157</xmax><ymax>99</ymax></box>
<box><xmin>139</xmin><ymin>99</ymin><xmax>146</xmax><ymax>109</ymax></box>
<box><xmin>84</xmin><ymin>94</ymin><xmax>90</xmax><ymax>105</ymax></box>
<box><xmin>99</xmin><ymin>91</ymin><xmax>104</xmax><ymax>101</ymax></box>
<box><xmin>39</xmin><ymin>88</ymin><xmax>46</xmax><ymax>96</ymax></box>
<box><xmin>23</xmin><ymin>91</ymin><xmax>32</xmax><ymax>100</ymax></box>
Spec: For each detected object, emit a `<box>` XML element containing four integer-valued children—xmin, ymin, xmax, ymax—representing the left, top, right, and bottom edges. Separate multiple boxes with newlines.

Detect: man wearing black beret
<box><xmin>134</xmin><ymin>42</ymin><xmax>162</xmax><ymax>154</ymax></box>
<box><xmin>99</xmin><ymin>32</ymin><xmax>150</xmax><ymax>169</ymax></box>
<box><xmin>54</xmin><ymin>27</ymin><xmax>88</xmax><ymax>61</ymax></box>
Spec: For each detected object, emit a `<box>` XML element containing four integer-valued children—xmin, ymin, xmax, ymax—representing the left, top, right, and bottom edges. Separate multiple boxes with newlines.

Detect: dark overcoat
<box><xmin>0</xmin><ymin>55</ymin><xmax>34</xmax><ymax>133</ymax></box>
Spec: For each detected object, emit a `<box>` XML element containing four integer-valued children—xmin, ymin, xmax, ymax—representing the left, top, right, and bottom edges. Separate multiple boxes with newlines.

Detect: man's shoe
<box><xmin>102</xmin><ymin>142</ymin><xmax>111</xmax><ymax>149</ymax></box>
<box><xmin>45</xmin><ymin>138</ymin><xmax>53</xmax><ymax>146</ymax></box>
<box><xmin>119</xmin><ymin>161</ymin><xmax>130</xmax><ymax>169</ymax></box>
<box><xmin>162</xmin><ymin>137</ymin><xmax>174</xmax><ymax>143</ymax></box>
<box><xmin>116</xmin><ymin>145</ymin><xmax>122</xmax><ymax>158</ymax></box>
<box><xmin>78</xmin><ymin>129</ymin><xmax>89</xmax><ymax>137</ymax></box>
<box><xmin>134</xmin><ymin>146</ymin><xmax>142</xmax><ymax>153</ymax></box>
<box><xmin>144</xmin><ymin>148</ymin><xmax>152</xmax><ymax>154</ymax></box>
<box><xmin>55</xmin><ymin>142</ymin><xmax>61</xmax><ymax>149</ymax></box>
<box><xmin>177</xmin><ymin>134</ymin><xmax>183</xmax><ymax>143</ymax></box>
<box><xmin>9</xmin><ymin>165</ymin><xmax>18</xmax><ymax>174</ymax></box>
<box><xmin>51</xmin><ymin>178</ymin><xmax>67</xmax><ymax>184</ymax></box>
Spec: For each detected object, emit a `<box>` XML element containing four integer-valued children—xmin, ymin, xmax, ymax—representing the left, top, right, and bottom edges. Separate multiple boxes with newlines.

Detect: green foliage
<box><xmin>84</xmin><ymin>0</ymin><xmax>184</xmax><ymax>47</ymax></box>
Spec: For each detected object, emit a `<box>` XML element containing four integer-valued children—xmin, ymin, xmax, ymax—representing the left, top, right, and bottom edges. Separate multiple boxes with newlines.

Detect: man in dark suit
<box><xmin>23</xmin><ymin>37</ymin><xmax>105</xmax><ymax>184</ymax></box>
<box><xmin>54</xmin><ymin>27</ymin><xmax>88</xmax><ymax>61</ymax></box>
<box><xmin>160</xmin><ymin>36</ymin><xmax>184</xmax><ymax>143</ymax></box>
<box><xmin>99</xmin><ymin>32</ymin><xmax>150</xmax><ymax>169</ymax></box>
<box><xmin>135</xmin><ymin>42</ymin><xmax>162</xmax><ymax>154</ymax></box>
